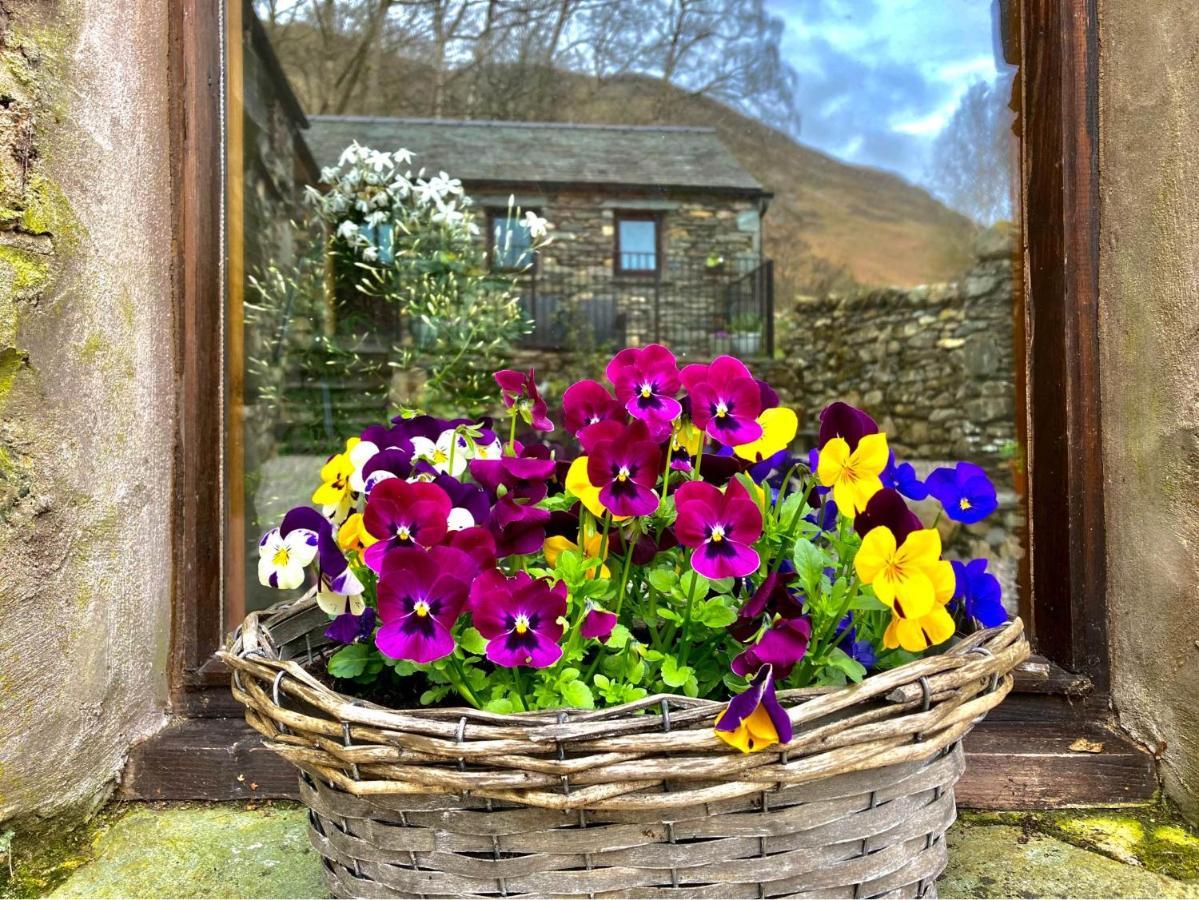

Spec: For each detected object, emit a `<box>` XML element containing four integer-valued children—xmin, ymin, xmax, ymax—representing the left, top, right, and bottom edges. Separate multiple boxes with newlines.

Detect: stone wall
<box><xmin>1099</xmin><ymin>0</ymin><xmax>1199</xmax><ymax>820</ymax></box>
<box><xmin>780</xmin><ymin>231</ymin><xmax>1019</xmax><ymax>468</ymax></box>
<box><xmin>0</xmin><ymin>0</ymin><xmax>174</xmax><ymax>824</ymax></box>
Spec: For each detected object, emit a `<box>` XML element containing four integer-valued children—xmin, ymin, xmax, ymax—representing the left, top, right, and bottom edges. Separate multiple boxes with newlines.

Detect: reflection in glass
<box><xmin>231</xmin><ymin>0</ymin><xmax>1027</xmax><ymax>624</ymax></box>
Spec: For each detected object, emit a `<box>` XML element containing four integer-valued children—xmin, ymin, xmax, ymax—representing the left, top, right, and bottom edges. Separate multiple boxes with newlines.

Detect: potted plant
<box><xmin>225</xmin><ymin>346</ymin><xmax>1027</xmax><ymax>898</ymax></box>
<box><xmin>730</xmin><ymin>313</ymin><xmax>762</xmax><ymax>356</ymax></box>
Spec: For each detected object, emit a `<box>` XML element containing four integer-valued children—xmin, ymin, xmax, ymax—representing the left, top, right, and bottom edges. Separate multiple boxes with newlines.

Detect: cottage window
<box><xmin>147</xmin><ymin>0</ymin><xmax>1153</xmax><ymax>810</ymax></box>
<box><xmin>488</xmin><ymin>209</ymin><xmax>537</xmax><ymax>271</ymax></box>
<box><xmin>615</xmin><ymin>214</ymin><xmax>660</xmax><ymax>275</ymax></box>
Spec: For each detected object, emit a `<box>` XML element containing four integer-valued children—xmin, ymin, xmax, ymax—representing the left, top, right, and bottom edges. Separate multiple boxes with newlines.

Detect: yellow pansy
<box><xmin>883</xmin><ymin>558</ymin><xmax>957</xmax><ymax>652</ymax></box>
<box><xmin>337</xmin><ymin>512</ymin><xmax>378</xmax><ymax>555</ymax></box>
<box><xmin>715</xmin><ymin>702</ymin><xmax>782</xmax><ymax>753</ymax></box>
<box><xmin>816</xmin><ymin>432</ymin><xmax>888</xmax><ymax>514</ymax></box>
<box><xmin>672</xmin><ymin>421</ymin><xmax>704</xmax><ymax>457</ymax></box>
<box><xmin>543</xmin><ymin>534</ymin><xmax>610</xmax><ymax>579</ymax></box>
<box><xmin>853</xmin><ymin>526</ymin><xmax>942</xmax><ymax>619</ymax></box>
<box><xmin>733</xmin><ymin>407</ymin><xmax>798</xmax><ymax>462</ymax></box>
<box><xmin>565</xmin><ymin>456</ymin><xmax>628</xmax><ymax>521</ymax></box>
<box><xmin>313</xmin><ymin>437</ymin><xmax>360</xmax><ymax>514</ymax></box>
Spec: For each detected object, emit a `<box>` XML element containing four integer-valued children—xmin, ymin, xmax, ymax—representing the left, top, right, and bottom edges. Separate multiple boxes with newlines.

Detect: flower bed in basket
<box><xmin>223</xmin><ymin>345</ymin><xmax>1029</xmax><ymax>898</ymax></box>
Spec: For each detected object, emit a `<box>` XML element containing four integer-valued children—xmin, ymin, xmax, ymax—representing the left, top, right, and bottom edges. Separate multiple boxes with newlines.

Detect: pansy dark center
<box><xmin>959</xmin><ymin>498</ymin><xmax>972</xmax><ymax>510</ymax></box>
<box><xmin>617</xmin><ymin>466</ymin><xmax>630</xmax><ymax>482</ymax></box>
<box><xmin>514</xmin><ymin>614</ymin><xmax>530</xmax><ymax>635</ymax></box>
<box><xmin>272</xmin><ymin>547</ymin><xmax>290</xmax><ymax>566</ymax></box>
<box><xmin>413</xmin><ymin>600</ymin><xmax>430</xmax><ymax>618</ymax></box>
<box><xmin>640</xmin><ymin>384</ymin><xmax>654</xmax><ymax>398</ymax></box>
<box><xmin>715</xmin><ymin>401</ymin><xmax>729</xmax><ymax>418</ymax></box>
<box><xmin>710</xmin><ymin>525</ymin><xmax>726</xmax><ymax>543</ymax></box>
<box><xmin>396</xmin><ymin>525</ymin><xmax>412</xmax><ymax>540</ymax></box>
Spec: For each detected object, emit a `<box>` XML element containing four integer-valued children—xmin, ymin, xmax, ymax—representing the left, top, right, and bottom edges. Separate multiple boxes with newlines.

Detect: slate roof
<box><xmin>305</xmin><ymin>116</ymin><xmax>766</xmax><ymax>195</ymax></box>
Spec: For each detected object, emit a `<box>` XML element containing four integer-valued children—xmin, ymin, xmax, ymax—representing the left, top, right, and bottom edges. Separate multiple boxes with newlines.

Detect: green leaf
<box><xmin>656</xmin><ymin>605</ymin><xmax>682</xmax><ymax>623</ymax></box>
<box><xmin>593</xmin><ymin>674</ymin><xmax>611</xmax><ymax>689</ymax></box>
<box><xmin>676</xmin><ymin>571</ymin><xmax>710</xmax><ymax>600</ymax></box>
<box><xmin>484</xmin><ymin>697</ymin><xmax>515</xmax><ymax>714</ymax></box>
<box><xmin>647</xmin><ymin>568</ymin><xmax>679</xmax><ymax>593</ymax></box>
<box><xmin>328</xmin><ymin>644</ymin><xmax>370</xmax><ymax>679</ymax></box>
<box><xmin>792</xmin><ymin>537</ymin><xmax>827</xmax><ymax>586</ymax></box>
<box><xmin>459</xmin><ymin>627</ymin><xmax>488</xmax><ymax>655</ymax></box>
<box><xmin>697</xmin><ymin>598</ymin><xmax>737</xmax><ymax>628</ymax></box>
<box><xmin>660</xmin><ymin>655</ymin><xmax>694</xmax><ymax>688</ymax></box>
<box><xmin>606</xmin><ymin>624</ymin><xmax>632</xmax><ymax>649</ymax></box>
<box><xmin>561</xmin><ymin>680</ymin><xmax>596</xmax><ymax>709</ymax></box>
<box><xmin>825</xmin><ymin>647</ymin><xmax>868</xmax><ymax>683</ymax></box>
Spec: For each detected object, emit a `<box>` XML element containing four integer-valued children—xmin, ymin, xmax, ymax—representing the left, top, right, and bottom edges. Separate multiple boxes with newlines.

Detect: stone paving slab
<box><xmin>21</xmin><ymin>803</ymin><xmax>1199</xmax><ymax>899</ymax></box>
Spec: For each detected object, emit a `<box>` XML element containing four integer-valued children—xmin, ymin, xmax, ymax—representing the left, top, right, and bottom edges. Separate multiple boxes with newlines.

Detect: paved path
<box><xmin>26</xmin><ymin>803</ymin><xmax>1199</xmax><ymax>898</ymax></box>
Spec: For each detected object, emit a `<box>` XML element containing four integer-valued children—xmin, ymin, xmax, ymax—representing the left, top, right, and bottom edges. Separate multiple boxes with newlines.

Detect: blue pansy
<box><xmin>951</xmin><ymin>559</ymin><xmax>1007</xmax><ymax>627</ymax></box>
<box><xmin>925</xmin><ymin>462</ymin><xmax>997</xmax><ymax>524</ymax></box>
<box><xmin>882</xmin><ymin>453</ymin><xmax>929</xmax><ymax>501</ymax></box>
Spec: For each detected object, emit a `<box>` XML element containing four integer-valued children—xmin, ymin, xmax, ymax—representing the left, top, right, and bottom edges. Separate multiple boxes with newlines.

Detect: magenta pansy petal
<box><xmin>581</xmin><ymin>607</ymin><xmax>618</xmax><ymax>641</ymax></box>
<box><xmin>693</xmin><ymin>540</ymin><xmax>760</xmax><ymax>579</ymax></box>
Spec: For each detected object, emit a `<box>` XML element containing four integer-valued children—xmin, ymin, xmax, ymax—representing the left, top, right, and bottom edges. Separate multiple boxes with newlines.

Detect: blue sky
<box><xmin>766</xmin><ymin>0</ymin><xmax>1011</xmax><ymax>187</ymax></box>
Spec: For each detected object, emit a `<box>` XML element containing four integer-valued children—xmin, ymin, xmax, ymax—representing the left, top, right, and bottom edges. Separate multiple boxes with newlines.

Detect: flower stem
<box><xmin>511</xmin><ymin>666</ymin><xmax>529</xmax><ymax>711</ymax></box>
<box><xmin>507</xmin><ymin>411</ymin><xmax>518</xmax><ymax>456</ymax></box>
<box><xmin>449</xmin><ymin>657</ymin><xmax>481</xmax><ymax>708</ymax></box>
<box><xmin>612</xmin><ymin>536</ymin><xmax>638</xmax><ymax>619</ymax></box>
<box><xmin>678</xmin><ymin>555</ymin><xmax>704</xmax><ymax>666</ymax></box>
<box><xmin>596</xmin><ymin>511</ymin><xmax>613</xmax><ymax>564</ymax></box>
<box><xmin>691</xmin><ymin>433</ymin><xmax>707</xmax><ymax>481</ymax></box>
<box><xmin>661</xmin><ymin>426</ymin><xmax>675</xmax><ymax>495</ymax></box>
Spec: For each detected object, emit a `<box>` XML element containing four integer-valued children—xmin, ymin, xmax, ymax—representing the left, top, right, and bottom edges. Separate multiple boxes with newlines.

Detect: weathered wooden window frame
<box><xmin>143</xmin><ymin>0</ymin><xmax>1154</xmax><ymax>807</ymax></box>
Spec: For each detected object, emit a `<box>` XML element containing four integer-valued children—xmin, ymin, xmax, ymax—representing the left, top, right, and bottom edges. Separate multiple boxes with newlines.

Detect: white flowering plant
<box><xmin>306</xmin><ymin>143</ymin><xmax>553</xmax><ymax>414</ymax></box>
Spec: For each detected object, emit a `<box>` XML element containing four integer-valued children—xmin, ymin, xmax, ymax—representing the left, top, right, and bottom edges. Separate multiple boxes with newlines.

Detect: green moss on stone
<box><xmin>0</xmin><ymin>806</ymin><xmax>123</xmax><ymax>899</ymax></box>
<box><xmin>0</xmin><ymin>246</ymin><xmax>49</xmax><ymax>296</ymax></box>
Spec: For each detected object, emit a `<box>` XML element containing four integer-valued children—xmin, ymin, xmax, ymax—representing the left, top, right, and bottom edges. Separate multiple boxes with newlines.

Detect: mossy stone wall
<box><xmin>0</xmin><ymin>0</ymin><xmax>173</xmax><ymax>825</ymax></box>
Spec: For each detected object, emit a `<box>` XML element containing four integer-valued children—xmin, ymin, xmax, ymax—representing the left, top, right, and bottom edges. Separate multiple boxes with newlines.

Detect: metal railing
<box><xmin>514</xmin><ymin>255</ymin><xmax>774</xmax><ymax>357</ymax></box>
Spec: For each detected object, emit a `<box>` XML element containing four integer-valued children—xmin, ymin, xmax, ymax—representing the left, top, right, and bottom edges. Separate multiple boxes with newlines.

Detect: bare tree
<box><xmin>928</xmin><ymin>77</ymin><xmax>1016</xmax><ymax>225</ymax></box>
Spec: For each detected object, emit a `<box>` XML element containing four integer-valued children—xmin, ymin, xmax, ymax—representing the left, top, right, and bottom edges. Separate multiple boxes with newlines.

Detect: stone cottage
<box><xmin>304</xmin><ymin>116</ymin><xmax>775</xmax><ymax>355</ymax></box>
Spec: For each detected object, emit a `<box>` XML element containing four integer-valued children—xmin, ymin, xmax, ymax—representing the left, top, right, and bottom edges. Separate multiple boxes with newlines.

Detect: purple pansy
<box><xmin>731</xmin><ymin>616</ymin><xmax>812</xmax><ymax>680</ymax></box>
<box><xmin>714</xmin><ymin>665</ymin><xmax>793</xmax><ymax>748</ymax></box>
<box><xmin>325</xmin><ymin>606</ymin><xmax>377</xmax><ymax>645</ymax></box>
<box><xmin>587</xmin><ymin>420</ymin><xmax>662</xmax><ymax>517</ymax></box>
<box><xmin>925</xmin><ymin>462</ymin><xmax>998</xmax><ymax>524</ymax></box>
<box><xmin>360</xmin><ymin>447</ymin><xmax>416</xmax><ymax>493</ymax></box>
<box><xmin>375</xmin><ymin>546</ymin><xmax>472</xmax><ymax>663</ymax></box>
<box><xmin>816</xmin><ymin>401</ymin><xmax>878</xmax><ymax>451</ymax></box>
<box><xmin>682</xmin><ymin>356</ymin><xmax>764</xmax><ymax>445</ymax></box>
<box><xmin>674</xmin><ymin>479</ymin><xmax>763</xmax><ymax>579</ymax></box>
<box><xmin>580</xmin><ymin>606</ymin><xmax>618</xmax><ymax>642</ymax></box>
<box><xmin>495</xmin><ymin>368</ymin><xmax>554</xmax><ymax>432</ymax></box>
<box><xmin>605</xmin><ymin>344</ymin><xmax>683</xmax><ymax>424</ymax></box>
<box><xmin>361</xmin><ymin>479</ymin><xmax>452</xmax><ymax>572</ymax></box>
<box><xmin>729</xmin><ymin>571</ymin><xmax>805</xmax><ymax>642</ymax></box>
<box><xmin>433</xmin><ymin>473</ymin><xmax>491</xmax><ymax>532</ymax></box>
<box><xmin>951</xmin><ymin>558</ymin><xmax>1007</xmax><ymax>627</ymax></box>
<box><xmin>562</xmin><ymin>379</ymin><xmax>624</xmax><ymax>435</ymax></box>
<box><xmin>470</xmin><ymin>569</ymin><xmax>568</xmax><ymax>668</ymax></box>
<box><xmin>853</xmin><ymin>488</ymin><xmax>923</xmax><ymax>544</ymax></box>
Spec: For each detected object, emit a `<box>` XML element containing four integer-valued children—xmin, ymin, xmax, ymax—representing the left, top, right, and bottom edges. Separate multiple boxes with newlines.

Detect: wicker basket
<box><xmin>222</xmin><ymin>593</ymin><xmax>1029</xmax><ymax>899</ymax></box>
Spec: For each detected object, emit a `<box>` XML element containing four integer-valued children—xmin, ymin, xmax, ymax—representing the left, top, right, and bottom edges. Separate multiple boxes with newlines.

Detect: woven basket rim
<box><xmin>219</xmin><ymin>590</ymin><xmax>1029</xmax><ymax>809</ymax></box>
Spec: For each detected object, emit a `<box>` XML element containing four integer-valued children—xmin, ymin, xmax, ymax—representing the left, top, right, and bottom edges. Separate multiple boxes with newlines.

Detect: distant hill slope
<box><xmin>262</xmin><ymin>27</ymin><xmax>977</xmax><ymax>292</ymax></box>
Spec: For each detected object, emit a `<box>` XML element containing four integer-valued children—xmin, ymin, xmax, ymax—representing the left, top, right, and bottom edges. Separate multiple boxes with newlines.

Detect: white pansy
<box><xmin>393</xmin><ymin>148</ymin><xmax>414</xmax><ymax>166</ymax></box>
<box><xmin>348</xmin><ymin>440</ymin><xmax>379</xmax><ymax>493</ymax></box>
<box><xmin>410</xmin><ymin>429</ymin><xmax>468</xmax><ymax>477</ymax></box>
<box><xmin>473</xmin><ymin>437</ymin><xmax>503</xmax><ymax>461</ymax></box>
<box><xmin>257</xmin><ymin>528</ymin><xmax>318</xmax><ymax>590</ymax></box>
<box><xmin>337</xmin><ymin>220</ymin><xmax>360</xmax><ymax>239</ymax></box>
<box><xmin>447</xmin><ymin>506</ymin><xmax>476</xmax><ymax>532</ymax></box>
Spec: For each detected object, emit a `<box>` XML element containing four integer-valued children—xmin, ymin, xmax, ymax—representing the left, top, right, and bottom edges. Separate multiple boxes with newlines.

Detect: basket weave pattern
<box><xmin>222</xmin><ymin>594</ymin><xmax>1028</xmax><ymax>898</ymax></box>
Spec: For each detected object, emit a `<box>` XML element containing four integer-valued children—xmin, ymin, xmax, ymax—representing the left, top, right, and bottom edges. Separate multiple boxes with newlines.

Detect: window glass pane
<box><xmin>231</xmin><ymin>0</ymin><xmax>1027</xmax><ymax>629</ymax></box>
<box><xmin>618</xmin><ymin>219</ymin><xmax>657</xmax><ymax>271</ymax></box>
<box><xmin>492</xmin><ymin>214</ymin><xmax>534</xmax><ymax>269</ymax></box>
